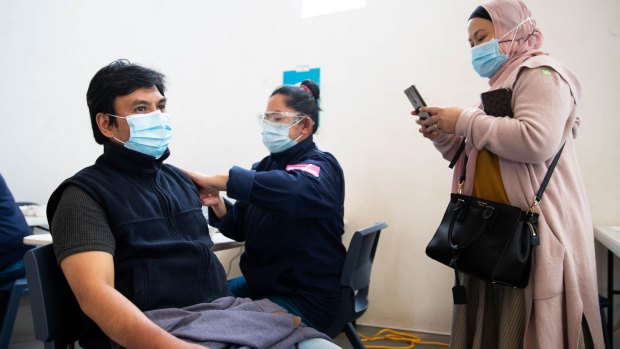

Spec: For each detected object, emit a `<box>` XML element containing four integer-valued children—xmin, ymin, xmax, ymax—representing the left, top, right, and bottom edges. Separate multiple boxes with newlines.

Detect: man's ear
<box><xmin>95</xmin><ymin>113</ymin><xmax>115</xmax><ymax>138</ymax></box>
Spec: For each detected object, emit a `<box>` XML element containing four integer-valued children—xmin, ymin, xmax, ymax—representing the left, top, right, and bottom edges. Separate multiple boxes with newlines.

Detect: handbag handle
<box><xmin>447</xmin><ymin>199</ymin><xmax>494</xmax><ymax>252</ymax></box>
<box><xmin>450</xmin><ymin>141</ymin><xmax>565</xmax><ymax>211</ymax></box>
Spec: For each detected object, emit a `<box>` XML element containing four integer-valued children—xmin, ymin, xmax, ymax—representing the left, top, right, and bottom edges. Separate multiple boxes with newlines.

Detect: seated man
<box><xmin>48</xmin><ymin>60</ymin><xmax>336</xmax><ymax>349</ymax></box>
<box><xmin>0</xmin><ymin>173</ymin><xmax>33</xmax><ymax>282</ymax></box>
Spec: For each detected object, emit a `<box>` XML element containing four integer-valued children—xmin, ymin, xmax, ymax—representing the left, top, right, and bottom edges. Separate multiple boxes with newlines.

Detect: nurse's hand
<box><xmin>201</xmin><ymin>192</ymin><xmax>221</xmax><ymax>206</ymax></box>
<box><xmin>204</xmin><ymin>192</ymin><xmax>228</xmax><ymax>218</ymax></box>
<box><xmin>180</xmin><ymin>168</ymin><xmax>229</xmax><ymax>218</ymax></box>
<box><xmin>181</xmin><ymin>169</ymin><xmax>228</xmax><ymax>195</ymax></box>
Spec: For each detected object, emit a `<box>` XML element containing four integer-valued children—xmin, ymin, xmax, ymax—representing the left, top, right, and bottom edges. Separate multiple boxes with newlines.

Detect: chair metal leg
<box><xmin>0</xmin><ymin>278</ymin><xmax>28</xmax><ymax>349</ymax></box>
<box><xmin>600</xmin><ymin>295</ymin><xmax>611</xmax><ymax>349</ymax></box>
<box><xmin>344</xmin><ymin>322</ymin><xmax>365</xmax><ymax>349</ymax></box>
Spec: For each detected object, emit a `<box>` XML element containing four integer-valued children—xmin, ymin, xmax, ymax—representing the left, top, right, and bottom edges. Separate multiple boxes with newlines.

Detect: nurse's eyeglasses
<box><xmin>257</xmin><ymin>111</ymin><xmax>306</xmax><ymax>126</ymax></box>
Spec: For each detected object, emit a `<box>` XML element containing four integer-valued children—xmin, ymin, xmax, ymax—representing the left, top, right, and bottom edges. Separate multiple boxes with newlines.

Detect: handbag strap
<box><xmin>449</xmin><ymin>139</ymin><xmax>466</xmax><ymax>169</ymax></box>
<box><xmin>533</xmin><ymin>143</ymin><xmax>565</xmax><ymax>208</ymax></box>
<box><xmin>453</xmin><ymin>141</ymin><xmax>565</xmax><ymax>210</ymax></box>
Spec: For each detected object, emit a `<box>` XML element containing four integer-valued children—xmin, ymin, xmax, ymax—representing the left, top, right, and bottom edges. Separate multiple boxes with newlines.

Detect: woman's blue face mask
<box><xmin>471</xmin><ymin>38</ymin><xmax>507</xmax><ymax>78</ymax></box>
<box><xmin>261</xmin><ymin>118</ymin><xmax>303</xmax><ymax>154</ymax></box>
<box><xmin>470</xmin><ymin>17</ymin><xmax>535</xmax><ymax>78</ymax></box>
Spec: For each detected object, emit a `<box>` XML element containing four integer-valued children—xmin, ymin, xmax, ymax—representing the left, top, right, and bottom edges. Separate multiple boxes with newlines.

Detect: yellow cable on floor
<box><xmin>358</xmin><ymin>328</ymin><xmax>449</xmax><ymax>348</ymax></box>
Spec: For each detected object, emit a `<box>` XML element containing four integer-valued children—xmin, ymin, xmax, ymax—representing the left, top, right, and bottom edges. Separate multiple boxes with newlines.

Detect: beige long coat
<box><xmin>433</xmin><ymin>55</ymin><xmax>604</xmax><ymax>349</ymax></box>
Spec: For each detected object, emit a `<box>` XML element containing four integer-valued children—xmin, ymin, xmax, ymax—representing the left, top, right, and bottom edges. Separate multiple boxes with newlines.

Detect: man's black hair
<box><xmin>86</xmin><ymin>59</ymin><xmax>166</xmax><ymax>144</ymax></box>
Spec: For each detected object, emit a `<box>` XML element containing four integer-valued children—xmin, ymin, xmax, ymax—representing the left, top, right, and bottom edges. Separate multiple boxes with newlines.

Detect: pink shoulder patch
<box><xmin>285</xmin><ymin>163</ymin><xmax>321</xmax><ymax>177</ymax></box>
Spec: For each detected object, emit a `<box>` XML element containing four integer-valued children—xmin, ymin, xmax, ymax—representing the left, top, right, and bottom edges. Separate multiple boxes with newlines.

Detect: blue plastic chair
<box><xmin>24</xmin><ymin>244</ymin><xmax>81</xmax><ymax>349</ymax></box>
<box><xmin>0</xmin><ymin>200</ymin><xmax>38</xmax><ymax>348</ymax></box>
<box><xmin>324</xmin><ymin>222</ymin><xmax>388</xmax><ymax>349</ymax></box>
<box><xmin>0</xmin><ymin>275</ymin><xmax>28</xmax><ymax>349</ymax></box>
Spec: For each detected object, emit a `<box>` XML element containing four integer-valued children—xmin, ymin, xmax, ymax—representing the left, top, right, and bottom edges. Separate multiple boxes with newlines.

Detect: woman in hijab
<box><xmin>414</xmin><ymin>0</ymin><xmax>604</xmax><ymax>347</ymax></box>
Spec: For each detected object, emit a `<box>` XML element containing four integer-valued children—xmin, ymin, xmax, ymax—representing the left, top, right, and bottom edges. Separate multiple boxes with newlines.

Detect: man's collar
<box><xmin>97</xmin><ymin>141</ymin><xmax>170</xmax><ymax>174</ymax></box>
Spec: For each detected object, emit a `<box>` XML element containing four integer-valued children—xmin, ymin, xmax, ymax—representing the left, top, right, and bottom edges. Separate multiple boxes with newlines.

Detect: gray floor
<box><xmin>9</xmin><ymin>299</ymin><xmax>450</xmax><ymax>349</ymax></box>
<box><xmin>333</xmin><ymin>326</ymin><xmax>450</xmax><ymax>349</ymax></box>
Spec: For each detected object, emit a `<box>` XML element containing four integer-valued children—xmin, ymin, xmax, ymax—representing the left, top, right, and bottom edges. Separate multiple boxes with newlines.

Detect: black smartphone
<box><xmin>404</xmin><ymin>85</ymin><xmax>431</xmax><ymax>119</ymax></box>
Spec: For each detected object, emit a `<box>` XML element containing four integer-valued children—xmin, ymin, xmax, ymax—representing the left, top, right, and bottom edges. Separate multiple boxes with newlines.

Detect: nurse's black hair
<box><xmin>86</xmin><ymin>59</ymin><xmax>166</xmax><ymax>144</ymax></box>
<box><xmin>271</xmin><ymin>80</ymin><xmax>321</xmax><ymax>134</ymax></box>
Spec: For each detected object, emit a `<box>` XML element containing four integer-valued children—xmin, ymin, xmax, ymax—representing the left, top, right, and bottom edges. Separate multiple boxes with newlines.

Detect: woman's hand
<box><xmin>181</xmin><ymin>169</ymin><xmax>229</xmax><ymax>218</ymax></box>
<box><xmin>180</xmin><ymin>169</ymin><xmax>228</xmax><ymax>203</ymax></box>
<box><xmin>200</xmin><ymin>191</ymin><xmax>222</xmax><ymax>206</ymax></box>
<box><xmin>417</xmin><ymin>106</ymin><xmax>464</xmax><ymax>135</ymax></box>
<box><xmin>413</xmin><ymin>112</ymin><xmax>440</xmax><ymax>140</ymax></box>
<box><xmin>205</xmin><ymin>193</ymin><xmax>228</xmax><ymax>219</ymax></box>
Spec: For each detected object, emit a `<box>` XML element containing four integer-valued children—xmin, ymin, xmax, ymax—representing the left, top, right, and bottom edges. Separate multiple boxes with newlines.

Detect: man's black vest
<box><xmin>47</xmin><ymin>143</ymin><xmax>230</xmax><ymax>347</ymax></box>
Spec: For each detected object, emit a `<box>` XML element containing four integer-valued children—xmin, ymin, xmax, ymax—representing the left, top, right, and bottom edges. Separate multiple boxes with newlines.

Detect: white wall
<box><xmin>1</xmin><ymin>0</ymin><xmax>618</xmax><ymax>336</ymax></box>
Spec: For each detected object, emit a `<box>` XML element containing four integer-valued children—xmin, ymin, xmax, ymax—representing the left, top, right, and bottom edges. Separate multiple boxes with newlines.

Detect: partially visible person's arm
<box><xmin>52</xmin><ymin>186</ymin><xmax>204</xmax><ymax>349</ymax></box>
<box><xmin>226</xmin><ymin>159</ymin><xmax>343</xmax><ymax>219</ymax></box>
<box><xmin>0</xmin><ymin>173</ymin><xmax>33</xmax><ymax>267</ymax></box>
<box><xmin>454</xmin><ymin>67</ymin><xmax>574</xmax><ymax>163</ymax></box>
<box><xmin>61</xmin><ymin>252</ymin><xmax>203</xmax><ymax>349</ymax></box>
<box><xmin>432</xmin><ymin>133</ymin><xmax>466</xmax><ymax>162</ymax></box>
<box><xmin>184</xmin><ymin>159</ymin><xmax>344</xmax><ymax>219</ymax></box>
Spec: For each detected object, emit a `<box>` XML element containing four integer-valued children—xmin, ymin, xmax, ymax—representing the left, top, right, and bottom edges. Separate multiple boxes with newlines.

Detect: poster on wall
<box><xmin>283</xmin><ymin>66</ymin><xmax>320</xmax><ymax>86</ymax></box>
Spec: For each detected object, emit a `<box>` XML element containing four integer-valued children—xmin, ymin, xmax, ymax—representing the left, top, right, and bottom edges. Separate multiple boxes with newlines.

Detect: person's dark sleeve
<box><xmin>0</xmin><ymin>174</ymin><xmax>33</xmax><ymax>270</ymax></box>
<box><xmin>226</xmin><ymin>163</ymin><xmax>341</xmax><ymax>219</ymax></box>
<box><xmin>51</xmin><ymin>185</ymin><xmax>115</xmax><ymax>263</ymax></box>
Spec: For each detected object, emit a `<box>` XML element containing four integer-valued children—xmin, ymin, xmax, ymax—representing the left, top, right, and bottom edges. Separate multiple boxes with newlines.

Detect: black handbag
<box><xmin>425</xmin><ymin>144</ymin><xmax>564</xmax><ymax>304</ymax></box>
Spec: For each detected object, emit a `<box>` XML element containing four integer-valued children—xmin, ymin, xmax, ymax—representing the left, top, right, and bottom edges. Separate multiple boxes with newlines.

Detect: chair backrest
<box><xmin>0</xmin><ymin>277</ymin><xmax>28</xmax><ymax>349</ymax></box>
<box><xmin>324</xmin><ymin>221</ymin><xmax>387</xmax><ymax>338</ymax></box>
<box><xmin>24</xmin><ymin>244</ymin><xmax>82</xmax><ymax>349</ymax></box>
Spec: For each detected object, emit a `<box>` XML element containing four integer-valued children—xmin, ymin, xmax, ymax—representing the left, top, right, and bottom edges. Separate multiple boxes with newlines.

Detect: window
<box><xmin>301</xmin><ymin>0</ymin><xmax>366</xmax><ymax>18</ymax></box>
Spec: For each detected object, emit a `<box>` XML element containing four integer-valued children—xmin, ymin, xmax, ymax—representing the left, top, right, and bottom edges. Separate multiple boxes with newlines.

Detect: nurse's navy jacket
<box><xmin>209</xmin><ymin>137</ymin><xmax>346</xmax><ymax>331</ymax></box>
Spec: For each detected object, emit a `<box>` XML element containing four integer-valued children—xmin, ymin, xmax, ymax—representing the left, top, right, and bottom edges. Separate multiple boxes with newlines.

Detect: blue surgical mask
<box><xmin>110</xmin><ymin>110</ymin><xmax>172</xmax><ymax>159</ymax></box>
<box><xmin>471</xmin><ymin>38</ymin><xmax>507</xmax><ymax>78</ymax></box>
<box><xmin>471</xmin><ymin>17</ymin><xmax>536</xmax><ymax>78</ymax></box>
<box><xmin>261</xmin><ymin>119</ymin><xmax>303</xmax><ymax>154</ymax></box>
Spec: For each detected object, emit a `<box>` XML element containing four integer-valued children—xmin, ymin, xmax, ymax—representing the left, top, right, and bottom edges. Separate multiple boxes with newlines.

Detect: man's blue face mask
<box><xmin>109</xmin><ymin>110</ymin><xmax>172</xmax><ymax>159</ymax></box>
